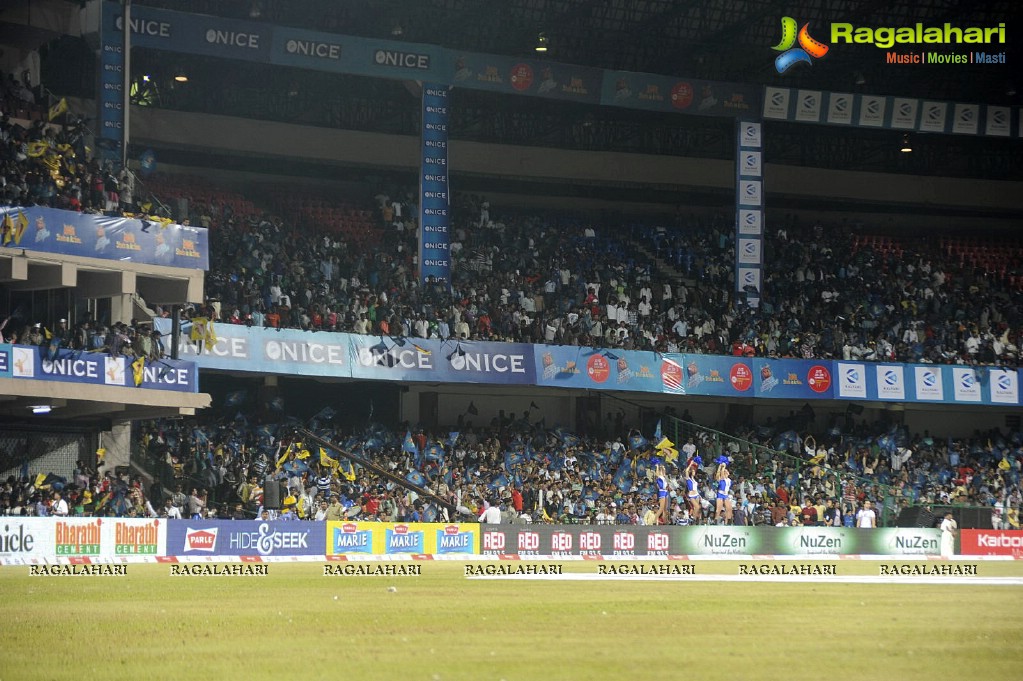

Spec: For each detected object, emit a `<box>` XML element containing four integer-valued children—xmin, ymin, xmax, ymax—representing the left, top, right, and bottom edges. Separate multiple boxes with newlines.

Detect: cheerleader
<box><xmin>654</xmin><ymin>461</ymin><xmax>668</xmax><ymax>525</ymax></box>
<box><xmin>684</xmin><ymin>455</ymin><xmax>703</xmax><ymax>524</ymax></box>
<box><xmin>715</xmin><ymin>456</ymin><xmax>733</xmax><ymax>524</ymax></box>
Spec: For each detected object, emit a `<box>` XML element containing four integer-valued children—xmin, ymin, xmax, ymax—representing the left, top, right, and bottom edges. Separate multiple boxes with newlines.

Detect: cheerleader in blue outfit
<box><xmin>653</xmin><ymin>460</ymin><xmax>668</xmax><ymax>524</ymax></box>
<box><xmin>684</xmin><ymin>455</ymin><xmax>703</xmax><ymax>524</ymax></box>
<box><xmin>714</xmin><ymin>455</ymin><xmax>733</xmax><ymax>525</ymax></box>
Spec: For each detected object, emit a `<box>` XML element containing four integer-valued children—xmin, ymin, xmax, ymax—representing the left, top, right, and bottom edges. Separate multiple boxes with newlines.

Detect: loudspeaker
<box><xmin>263</xmin><ymin>476</ymin><xmax>281</xmax><ymax>509</ymax></box>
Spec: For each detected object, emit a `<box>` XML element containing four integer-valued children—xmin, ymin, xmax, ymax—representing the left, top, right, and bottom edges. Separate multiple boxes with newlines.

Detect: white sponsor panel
<box><xmin>837</xmin><ymin>362</ymin><xmax>866</xmax><ymax>399</ymax></box>
<box><xmin>914</xmin><ymin>366</ymin><xmax>944</xmax><ymax>401</ymax></box>
<box><xmin>988</xmin><ymin>369</ymin><xmax>1019</xmax><ymax>404</ymax></box>
<box><xmin>890</xmin><ymin>98</ymin><xmax>919</xmax><ymax>129</ymax></box>
<box><xmin>858</xmin><ymin>95</ymin><xmax>886</xmax><ymax>127</ymax></box>
<box><xmin>985</xmin><ymin>106</ymin><xmax>1010</xmax><ymax>137</ymax></box>
<box><xmin>794</xmin><ymin>89</ymin><xmax>822</xmax><ymax>122</ymax></box>
<box><xmin>875</xmin><ymin>365</ymin><xmax>906</xmax><ymax>400</ymax></box>
<box><xmin>12</xmin><ymin>346</ymin><xmax>34</xmax><ymax>378</ymax></box>
<box><xmin>826</xmin><ymin>93</ymin><xmax>853</xmax><ymax>125</ymax></box>
<box><xmin>951</xmin><ymin>366</ymin><xmax>982</xmax><ymax>402</ymax></box>
<box><xmin>741</xmin><ymin>122</ymin><xmax>762</xmax><ymax>147</ymax></box>
<box><xmin>919</xmin><ymin>101</ymin><xmax>948</xmax><ymax>133</ymax></box>
<box><xmin>737</xmin><ymin>180</ymin><xmax>762</xmax><ymax>207</ymax></box>
<box><xmin>737</xmin><ymin>238</ymin><xmax>762</xmax><ymax>265</ymax></box>
<box><xmin>738</xmin><ymin>209</ymin><xmax>762</xmax><ymax>235</ymax></box>
<box><xmin>952</xmin><ymin>103</ymin><xmax>980</xmax><ymax>135</ymax></box>
<box><xmin>763</xmin><ymin>87</ymin><xmax>790</xmax><ymax>120</ymax></box>
<box><xmin>739</xmin><ymin>150</ymin><xmax>762</xmax><ymax>177</ymax></box>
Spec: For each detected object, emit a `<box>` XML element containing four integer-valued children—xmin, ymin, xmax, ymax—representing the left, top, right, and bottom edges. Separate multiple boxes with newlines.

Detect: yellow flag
<box><xmin>26</xmin><ymin>141</ymin><xmax>49</xmax><ymax>158</ymax></box>
<box><xmin>190</xmin><ymin>317</ymin><xmax>207</xmax><ymax>343</ymax></box>
<box><xmin>296</xmin><ymin>446</ymin><xmax>311</xmax><ymax>460</ymax></box>
<box><xmin>132</xmin><ymin>356</ymin><xmax>145</xmax><ymax>386</ymax></box>
<box><xmin>999</xmin><ymin>457</ymin><xmax>1011</xmax><ymax>471</ymax></box>
<box><xmin>276</xmin><ymin>444</ymin><xmax>292</xmax><ymax>470</ymax></box>
<box><xmin>654</xmin><ymin>437</ymin><xmax>675</xmax><ymax>451</ymax></box>
<box><xmin>34</xmin><ymin>473</ymin><xmax>48</xmax><ymax>488</ymax></box>
<box><xmin>339</xmin><ymin>459</ymin><xmax>356</xmax><ymax>482</ymax></box>
<box><xmin>204</xmin><ymin>319</ymin><xmax>217</xmax><ymax>352</ymax></box>
<box><xmin>48</xmin><ymin>97</ymin><xmax>68</xmax><ymax>122</ymax></box>
<box><xmin>662</xmin><ymin>447</ymin><xmax>679</xmax><ymax>464</ymax></box>
<box><xmin>14</xmin><ymin>212</ymin><xmax>27</xmax><ymax>244</ymax></box>
<box><xmin>1</xmin><ymin>213</ymin><xmax>12</xmax><ymax>245</ymax></box>
<box><xmin>319</xmin><ymin>447</ymin><xmax>340</xmax><ymax>471</ymax></box>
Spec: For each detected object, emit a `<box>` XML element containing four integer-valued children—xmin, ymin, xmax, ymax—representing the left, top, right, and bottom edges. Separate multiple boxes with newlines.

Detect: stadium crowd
<box><xmin>4</xmin><ymin>405</ymin><xmax>1020</xmax><ymax>531</ymax></box>
<box><xmin>178</xmin><ymin>183</ymin><xmax>1023</xmax><ymax>368</ymax></box>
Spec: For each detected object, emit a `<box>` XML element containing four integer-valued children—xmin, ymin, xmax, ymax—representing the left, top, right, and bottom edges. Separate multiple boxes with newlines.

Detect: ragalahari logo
<box><xmin>772</xmin><ymin>17</ymin><xmax>829</xmax><ymax>73</ymax></box>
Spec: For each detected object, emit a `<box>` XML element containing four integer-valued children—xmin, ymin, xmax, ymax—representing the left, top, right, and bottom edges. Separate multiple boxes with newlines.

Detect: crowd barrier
<box><xmin>4</xmin><ymin>519</ymin><xmax>1020</xmax><ymax>563</ymax></box>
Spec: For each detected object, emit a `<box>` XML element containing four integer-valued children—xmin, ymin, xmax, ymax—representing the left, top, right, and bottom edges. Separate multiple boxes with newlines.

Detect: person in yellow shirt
<box><xmin>281</xmin><ymin>487</ymin><xmax>298</xmax><ymax>519</ymax></box>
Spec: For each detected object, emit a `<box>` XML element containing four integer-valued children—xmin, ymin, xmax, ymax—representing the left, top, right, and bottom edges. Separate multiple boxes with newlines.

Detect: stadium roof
<box><xmin>142</xmin><ymin>0</ymin><xmax>1017</xmax><ymax>105</ymax></box>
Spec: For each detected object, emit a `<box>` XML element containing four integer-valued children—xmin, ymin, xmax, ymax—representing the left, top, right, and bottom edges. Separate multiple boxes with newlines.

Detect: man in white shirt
<box><xmin>164</xmin><ymin>498</ymin><xmax>182</xmax><ymax>519</ymax></box>
<box><xmin>856</xmin><ymin>500</ymin><xmax>877</xmax><ymax>528</ymax></box>
<box><xmin>940</xmin><ymin>512</ymin><xmax>957</xmax><ymax>558</ymax></box>
<box><xmin>478</xmin><ymin>500</ymin><xmax>502</xmax><ymax>524</ymax></box>
<box><xmin>50</xmin><ymin>492</ymin><xmax>69</xmax><ymax>517</ymax></box>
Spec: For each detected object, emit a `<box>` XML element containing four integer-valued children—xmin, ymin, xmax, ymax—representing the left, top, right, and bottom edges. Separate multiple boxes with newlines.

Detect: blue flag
<box><xmin>654</xmin><ymin>419</ymin><xmax>662</xmax><ymax>441</ymax></box>
<box><xmin>406</xmin><ymin>471</ymin><xmax>427</xmax><ymax>487</ymax></box>
<box><xmin>613</xmin><ymin>458</ymin><xmax>632</xmax><ymax>492</ymax></box>
<box><xmin>628</xmin><ymin>433</ymin><xmax>649</xmax><ymax>451</ymax></box>
<box><xmin>402</xmin><ymin>431</ymin><xmax>419</xmax><ymax>455</ymax></box>
<box><xmin>424</xmin><ymin>442</ymin><xmax>445</xmax><ymax>463</ymax></box>
<box><xmin>224</xmin><ymin>391</ymin><xmax>247</xmax><ymax>407</ymax></box>
<box><xmin>447</xmin><ymin>431</ymin><xmax>460</xmax><ymax>448</ymax></box>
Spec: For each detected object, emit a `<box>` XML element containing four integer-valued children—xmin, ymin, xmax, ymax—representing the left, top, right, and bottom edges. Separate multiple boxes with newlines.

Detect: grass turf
<box><xmin>2</xmin><ymin>561</ymin><xmax>1021</xmax><ymax>681</ymax></box>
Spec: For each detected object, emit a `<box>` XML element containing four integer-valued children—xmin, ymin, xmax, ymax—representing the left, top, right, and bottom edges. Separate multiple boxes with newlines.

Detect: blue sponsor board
<box><xmin>105</xmin><ymin>2</ymin><xmax>271</xmax><ymax>63</ymax></box>
<box><xmin>167</xmin><ymin>520</ymin><xmax>324</xmax><ymax>557</ymax></box>
<box><xmin>753</xmin><ymin>358</ymin><xmax>834</xmax><ymax>400</ymax></box>
<box><xmin>453</xmin><ymin>54</ymin><xmax>602</xmax><ymax>104</ymax></box>
<box><xmin>435</xmin><ymin>526</ymin><xmax>475</xmax><ymax>554</ymax></box>
<box><xmin>384</xmin><ymin>525</ymin><xmax>425</xmax><ymax>554</ymax></box>
<box><xmin>602</xmin><ymin>71</ymin><xmax>760</xmax><ymax>119</ymax></box>
<box><xmin>347</xmin><ymin>335</ymin><xmax>535</xmax><ymax>384</ymax></box>
<box><xmin>331</xmin><ymin>523</ymin><xmax>374</xmax><ymax>555</ymax></box>
<box><xmin>99</xmin><ymin>2</ymin><xmax>125</xmax><ymax>163</ymax></box>
<box><xmin>419</xmin><ymin>84</ymin><xmax>451</xmax><ymax>284</ymax></box>
<box><xmin>1</xmin><ymin>207</ymin><xmax>208</xmax><ymax>270</ymax></box>
<box><xmin>534</xmin><ymin>345</ymin><xmax>665</xmax><ymax>393</ymax></box>
<box><xmin>678</xmin><ymin>354</ymin><xmax>754</xmax><ymax>398</ymax></box>
<box><xmin>2</xmin><ymin>344</ymin><xmax>197</xmax><ymax>393</ymax></box>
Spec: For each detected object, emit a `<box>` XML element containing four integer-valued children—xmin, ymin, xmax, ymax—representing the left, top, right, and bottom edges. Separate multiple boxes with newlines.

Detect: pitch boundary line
<box><xmin>466</xmin><ymin>574</ymin><xmax>1023</xmax><ymax>586</ymax></box>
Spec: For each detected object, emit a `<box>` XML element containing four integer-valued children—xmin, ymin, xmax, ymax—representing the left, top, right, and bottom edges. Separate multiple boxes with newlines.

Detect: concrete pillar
<box><xmin>100</xmin><ymin>420</ymin><xmax>132</xmax><ymax>473</ymax></box>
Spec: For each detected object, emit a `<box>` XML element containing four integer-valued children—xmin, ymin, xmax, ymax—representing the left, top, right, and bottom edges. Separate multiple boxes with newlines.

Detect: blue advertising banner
<box><xmin>419</xmin><ymin>84</ymin><xmax>451</xmax><ymax>285</ymax></box>
<box><xmin>453</xmin><ymin>53</ymin><xmax>602</xmax><ymax>104</ymax></box>
<box><xmin>148</xmin><ymin>319</ymin><xmax>1020</xmax><ymax>406</ymax></box>
<box><xmin>1</xmin><ymin>344</ymin><xmax>197</xmax><ymax>393</ymax></box>
<box><xmin>753</xmin><ymin>358</ymin><xmax>834</xmax><ymax>400</ymax></box>
<box><xmin>152</xmin><ymin>318</ymin><xmax>348</xmax><ymax>377</ymax></box>
<box><xmin>0</xmin><ymin>207</ymin><xmax>209</xmax><ymax>270</ymax></box>
<box><xmin>166</xmin><ymin>520</ymin><xmax>325</xmax><ymax>557</ymax></box>
<box><xmin>104</xmin><ymin>2</ymin><xmax>271</xmax><ymax>63</ymax></box>
<box><xmin>602</xmin><ymin>71</ymin><xmax>760</xmax><ymax>118</ymax></box>
<box><xmin>272</xmin><ymin>26</ymin><xmax>450</xmax><ymax>80</ymax></box>
<box><xmin>347</xmin><ymin>335</ymin><xmax>536</xmax><ymax>385</ymax></box>
<box><xmin>534</xmin><ymin>345</ymin><xmax>666</xmax><ymax>393</ymax></box>
<box><xmin>678</xmin><ymin>354</ymin><xmax>755</xmax><ymax>398</ymax></box>
<box><xmin>98</xmin><ymin>2</ymin><xmax>125</xmax><ymax>163</ymax></box>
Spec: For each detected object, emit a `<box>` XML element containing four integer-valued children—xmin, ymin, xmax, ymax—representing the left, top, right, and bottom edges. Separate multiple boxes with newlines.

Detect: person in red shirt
<box><xmin>800</xmin><ymin>500</ymin><xmax>818</xmax><ymax>526</ymax></box>
<box><xmin>511</xmin><ymin>487</ymin><xmax>523</xmax><ymax>514</ymax></box>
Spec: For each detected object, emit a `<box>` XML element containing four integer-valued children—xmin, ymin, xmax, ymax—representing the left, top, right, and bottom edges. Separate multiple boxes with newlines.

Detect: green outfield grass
<box><xmin>2</xmin><ymin>561</ymin><xmax>1022</xmax><ymax>681</ymax></box>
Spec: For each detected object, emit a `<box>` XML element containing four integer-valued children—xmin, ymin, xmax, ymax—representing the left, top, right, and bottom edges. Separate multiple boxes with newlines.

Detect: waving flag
<box><xmin>402</xmin><ymin>431</ymin><xmax>419</xmax><ymax>455</ymax></box>
<box><xmin>613</xmin><ymin>458</ymin><xmax>632</xmax><ymax>492</ymax></box>
<box><xmin>131</xmin><ymin>356</ymin><xmax>145</xmax><ymax>386</ymax></box>
<box><xmin>628</xmin><ymin>433</ymin><xmax>649</xmax><ymax>451</ymax></box>
<box><xmin>406</xmin><ymin>470</ymin><xmax>427</xmax><ymax>487</ymax></box>
<box><xmin>447</xmin><ymin>431</ymin><xmax>460</xmax><ymax>448</ymax></box>
<box><xmin>224</xmin><ymin>391</ymin><xmax>247</xmax><ymax>407</ymax></box>
<box><xmin>654</xmin><ymin>419</ymin><xmax>662</xmax><ymax>441</ymax></box>
<box><xmin>423</xmin><ymin>442</ymin><xmax>445</xmax><ymax>463</ymax></box>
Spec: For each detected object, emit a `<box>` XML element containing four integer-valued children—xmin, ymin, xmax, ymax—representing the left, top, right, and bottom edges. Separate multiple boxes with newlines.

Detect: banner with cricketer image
<box><xmin>327</xmin><ymin>522</ymin><xmax>478</xmax><ymax>555</ymax></box>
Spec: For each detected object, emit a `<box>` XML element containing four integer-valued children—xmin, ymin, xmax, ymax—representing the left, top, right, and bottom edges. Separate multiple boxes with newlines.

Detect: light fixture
<box><xmin>30</xmin><ymin>405</ymin><xmax>52</xmax><ymax>414</ymax></box>
<box><xmin>249</xmin><ymin>2</ymin><xmax>262</xmax><ymax>19</ymax></box>
<box><xmin>900</xmin><ymin>134</ymin><xmax>912</xmax><ymax>153</ymax></box>
<box><xmin>535</xmin><ymin>32</ymin><xmax>548</xmax><ymax>52</ymax></box>
<box><xmin>142</xmin><ymin>74</ymin><xmax>151</xmax><ymax>82</ymax></box>
<box><xmin>391</xmin><ymin>24</ymin><xmax>403</xmax><ymax>37</ymax></box>
<box><xmin>854</xmin><ymin>71</ymin><xmax>866</xmax><ymax>86</ymax></box>
<box><xmin>173</xmin><ymin>71</ymin><xmax>188</xmax><ymax>83</ymax></box>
